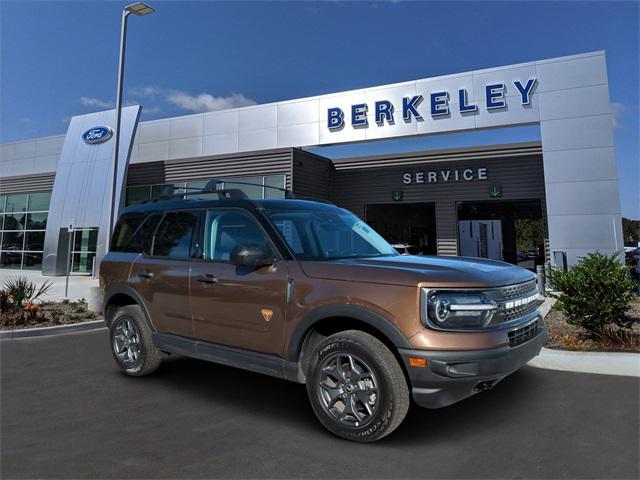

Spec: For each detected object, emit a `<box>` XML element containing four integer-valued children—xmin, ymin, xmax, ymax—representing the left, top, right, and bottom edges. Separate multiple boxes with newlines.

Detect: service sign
<box><xmin>82</xmin><ymin>126</ymin><xmax>113</xmax><ymax>144</ymax></box>
<box><xmin>403</xmin><ymin>167</ymin><xmax>488</xmax><ymax>184</ymax></box>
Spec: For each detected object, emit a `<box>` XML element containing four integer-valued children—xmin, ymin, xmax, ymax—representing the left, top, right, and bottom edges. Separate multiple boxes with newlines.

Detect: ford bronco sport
<box><xmin>100</xmin><ymin>180</ymin><xmax>546</xmax><ymax>442</ymax></box>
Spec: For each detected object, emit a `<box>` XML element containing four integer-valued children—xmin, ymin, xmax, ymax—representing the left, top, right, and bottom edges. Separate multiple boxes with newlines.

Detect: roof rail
<box><xmin>141</xmin><ymin>178</ymin><xmax>334</xmax><ymax>205</ymax></box>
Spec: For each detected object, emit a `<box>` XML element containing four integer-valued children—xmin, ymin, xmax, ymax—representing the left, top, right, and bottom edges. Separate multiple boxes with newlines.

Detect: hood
<box><xmin>299</xmin><ymin>255</ymin><xmax>535</xmax><ymax>288</ymax></box>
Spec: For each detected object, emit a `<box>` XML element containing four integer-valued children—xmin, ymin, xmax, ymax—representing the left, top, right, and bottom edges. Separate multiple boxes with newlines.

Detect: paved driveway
<box><xmin>2</xmin><ymin>329</ymin><xmax>638</xmax><ymax>479</ymax></box>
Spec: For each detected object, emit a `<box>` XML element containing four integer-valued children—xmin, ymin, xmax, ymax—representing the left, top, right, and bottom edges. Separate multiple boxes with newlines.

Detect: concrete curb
<box><xmin>0</xmin><ymin>320</ymin><xmax>105</xmax><ymax>339</ymax></box>
<box><xmin>527</xmin><ymin>295</ymin><xmax>640</xmax><ymax>378</ymax></box>
<box><xmin>528</xmin><ymin>347</ymin><xmax>640</xmax><ymax>377</ymax></box>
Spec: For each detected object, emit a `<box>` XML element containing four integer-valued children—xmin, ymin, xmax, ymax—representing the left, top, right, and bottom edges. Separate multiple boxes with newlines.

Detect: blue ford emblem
<box><xmin>82</xmin><ymin>126</ymin><xmax>113</xmax><ymax>144</ymax></box>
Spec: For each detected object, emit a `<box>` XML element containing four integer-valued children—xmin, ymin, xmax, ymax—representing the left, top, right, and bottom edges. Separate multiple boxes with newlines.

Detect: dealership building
<box><xmin>0</xmin><ymin>51</ymin><xmax>624</xmax><ymax>275</ymax></box>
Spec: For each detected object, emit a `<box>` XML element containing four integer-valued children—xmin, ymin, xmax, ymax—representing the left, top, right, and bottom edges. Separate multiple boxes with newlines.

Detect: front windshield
<box><xmin>267</xmin><ymin>208</ymin><xmax>398</xmax><ymax>261</ymax></box>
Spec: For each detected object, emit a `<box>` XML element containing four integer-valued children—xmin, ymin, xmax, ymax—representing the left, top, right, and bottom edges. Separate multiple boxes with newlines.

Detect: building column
<box><xmin>537</xmin><ymin>51</ymin><xmax>623</xmax><ymax>266</ymax></box>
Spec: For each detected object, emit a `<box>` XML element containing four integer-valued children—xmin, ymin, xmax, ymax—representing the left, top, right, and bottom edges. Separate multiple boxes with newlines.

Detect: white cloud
<box><xmin>129</xmin><ymin>85</ymin><xmax>163</xmax><ymax>98</ymax></box>
<box><xmin>129</xmin><ymin>85</ymin><xmax>256</xmax><ymax>114</ymax></box>
<box><xmin>611</xmin><ymin>101</ymin><xmax>625</xmax><ymax>130</ymax></box>
<box><xmin>165</xmin><ymin>91</ymin><xmax>256</xmax><ymax>113</ymax></box>
<box><xmin>80</xmin><ymin>97</ymin><xmax>114</xmax><ymax>109</ymax></box>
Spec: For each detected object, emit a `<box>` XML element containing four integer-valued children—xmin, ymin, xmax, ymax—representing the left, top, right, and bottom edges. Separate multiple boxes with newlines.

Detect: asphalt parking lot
<box><xmin>2</xmin><ymin>329</ymin><xmax>638</xmax><ymax>479</ymax></box>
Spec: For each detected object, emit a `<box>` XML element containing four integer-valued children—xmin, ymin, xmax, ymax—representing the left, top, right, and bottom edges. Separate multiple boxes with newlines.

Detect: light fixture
<box><xmin>125</xmin><ymin>2</ymin><xmax>155</xmax><ymax>16</ymax></box>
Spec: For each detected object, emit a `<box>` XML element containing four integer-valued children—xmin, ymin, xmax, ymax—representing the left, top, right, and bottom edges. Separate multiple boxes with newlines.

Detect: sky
<box><xmin>1</xmin><ymin>0</ymin><xmax>638</xmax><ymax>218</ymax></box>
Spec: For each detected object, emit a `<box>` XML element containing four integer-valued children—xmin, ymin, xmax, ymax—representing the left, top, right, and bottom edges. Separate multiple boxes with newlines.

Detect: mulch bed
<box><xmin>544</xmin><ymin>297</ymin><xmax>640</xmax><ymax>353</ymax></box>
<box><xmin>0</xmin><ymin>300</ymin><xmax>103</xmax><ymax>331</ymax></box>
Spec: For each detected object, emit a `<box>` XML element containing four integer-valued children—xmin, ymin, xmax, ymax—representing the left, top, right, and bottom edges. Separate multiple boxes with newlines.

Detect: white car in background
<box><xmin>391</xmin><ymin>244</ymin><xmax>423</xmax><ymax>256</ymax></box>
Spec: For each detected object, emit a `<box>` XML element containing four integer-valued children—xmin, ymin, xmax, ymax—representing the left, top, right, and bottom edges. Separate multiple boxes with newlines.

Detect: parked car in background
<box><xmin>391</xmin><ymin>243</ymin><xmax>423</xmax><ymax>256</ymax></box>
<box><xmin>625</xmin><ymin>246</ymin><xmax>640</xmax><ymax>282</ymax></box>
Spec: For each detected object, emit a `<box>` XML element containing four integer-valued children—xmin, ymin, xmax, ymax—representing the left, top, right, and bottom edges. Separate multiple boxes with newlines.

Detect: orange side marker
<box><xmin>408</xmin><ymin>357</ymin><xmax>427</xmax><ymax>368</ymax></box>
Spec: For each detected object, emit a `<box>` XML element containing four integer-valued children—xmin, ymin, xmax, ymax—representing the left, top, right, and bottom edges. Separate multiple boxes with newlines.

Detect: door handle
<box><xmin>196</xmin><ymin>273</ymin><xmax>218</xmax><ymax>284</ymax></box>
<box><xmin>137</xmin><ymin>271</ymin><xmax>154</xmax><ymax>279</ymax></box>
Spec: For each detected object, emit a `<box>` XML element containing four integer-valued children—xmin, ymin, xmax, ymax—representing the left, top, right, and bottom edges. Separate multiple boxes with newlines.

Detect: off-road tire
<box><xmin>109</xmin><ymin>305</ymin><xmax>161</xmax><ymax>376</ymax></box>
<box><xmin>306</xmin><ymin>330</ymin><xmax>410</xmax><ymax>442</ymax></box>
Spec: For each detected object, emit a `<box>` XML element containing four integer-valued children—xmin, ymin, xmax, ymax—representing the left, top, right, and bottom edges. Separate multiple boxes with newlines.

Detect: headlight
<box><xmin>425</xmin><ymin>291</ymin><xmax>497</xmax><ymax>329</ymax></box>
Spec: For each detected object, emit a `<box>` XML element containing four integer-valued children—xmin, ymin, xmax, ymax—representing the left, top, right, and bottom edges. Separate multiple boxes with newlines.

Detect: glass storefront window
<box><xmin>73</xmin><ymin>228</ymin><xmax>98</xmax><ymax>252</ymax></box>
<box><xmin>1</xmin><ymin>231</ymin><xmax>24</xmax><ymax>250</ymax></box>
<box><xmin>265</xmin><ymin>175</ymin><xmax>286</xmax><ymax>199</ymax></box>
<box><xmin>2</xmin><ymin>213</ymin><xmax>25</xmax><ymax>230</ymax></box>
<box><xmin>26</xmin><ymin>212</ymin><xmax>47</xmax><ymax>230</ymax></box>
<box><xmin>71</xmin><ymin>228</ymin><xmax>98</xmax><ymax>274</ymax></box>
<box><xmin>0</xmin><ymin>191</ymin><xmax>50</xmax><ymax>270</ymax></box>
<box><xmin>0</xmin><ymin>251</ymin><xmax>23</xmax><ymax>268</ymax></box>
<box><xmin>27</xmin><ymin>192</ymin><xmax>51</xmax><ymax>211</ymax></box>
<box><xmin>22</xmin><ymin>252</ymin><xmax>43</xmax><ymax>270</ymax></box>
<box><xmin>5</xmin><ymin>194</ymin><xmax>28</xmax><ymax>213</ymax></box>
<box><xmin>126</xmin><ymin>186</ymin><xmax>151</xmax><ymax>206</ymax></box>
<box><xmin>72</xmin><ymin>252</ymin><xmax>96</xmax><ymax>274</ymax></box>
<box><xmin>25</xmin><ymin>231</ymin><xmax>45</xmax><ymax>251</ymax></box>
<box><xmin>150</xmin><ymin>184</ymin><xmax>178</xmax><ymax>200</ymax></box>
<box><xmin>224</xmin><ymin>176</ymin><xmax>263</xmax><ymax>199</ymax></box>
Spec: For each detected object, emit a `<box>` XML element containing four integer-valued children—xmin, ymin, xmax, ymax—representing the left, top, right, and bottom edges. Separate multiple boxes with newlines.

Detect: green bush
<box><xmin>550</xmin><ymin>252</ymin><xmax>636</xmax><ymax>333</ymax></box>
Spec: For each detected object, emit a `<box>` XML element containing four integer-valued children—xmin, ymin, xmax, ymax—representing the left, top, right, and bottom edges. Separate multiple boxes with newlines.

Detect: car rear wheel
<box><xmin>109</xmin><ymin>305</ymin><xmax>161</xmax><ymax>376</ymax></box>
<box><xmin>306</xmin><ymin>330</ymin><xmax>409</xmax><ymax>442</ymax></box>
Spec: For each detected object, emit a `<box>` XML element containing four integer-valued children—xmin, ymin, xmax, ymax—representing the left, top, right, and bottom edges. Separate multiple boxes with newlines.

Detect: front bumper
<box><xmin>399</xmin><ymin>321</ymin><xmax>546</xmax><ymax>409</ymax></box>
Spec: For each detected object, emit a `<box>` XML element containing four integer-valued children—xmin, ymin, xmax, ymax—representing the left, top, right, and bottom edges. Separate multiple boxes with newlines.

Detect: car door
<box><xmin>129</xmin><ymin>210</ymin><xmax>201</xmax><ymax>339</ymax></box>
<box><xmin>190</xmin><ymin>208</ymin><xmax>288</xmax><ymax>356</ymax></box>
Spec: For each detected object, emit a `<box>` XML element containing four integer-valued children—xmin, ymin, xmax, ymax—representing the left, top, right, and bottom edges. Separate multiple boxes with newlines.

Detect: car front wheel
<box><xmin>306</xmin><ymin>330</ymin><xmax>409</xmax><ymax>442</ymax></box>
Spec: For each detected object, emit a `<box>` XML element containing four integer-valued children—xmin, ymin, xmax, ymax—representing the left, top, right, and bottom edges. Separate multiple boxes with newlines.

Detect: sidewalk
<box><xmin>0</xmin><ymin>269</ymin><xmax>98</xmax><ymax>302</ymax></box>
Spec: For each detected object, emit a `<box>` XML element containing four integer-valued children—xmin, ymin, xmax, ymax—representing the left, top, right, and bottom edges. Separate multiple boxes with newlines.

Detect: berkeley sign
<box><xmin>327</xmin><ymin>78</ymin><xmax>537</xmax><ymax>130</ymax></box>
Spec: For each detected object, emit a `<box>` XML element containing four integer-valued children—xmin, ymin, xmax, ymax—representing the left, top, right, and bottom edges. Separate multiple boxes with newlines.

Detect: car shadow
<box><xmin>143</xmin><ymin>354</ymin><xmax>542</xmax><ymax>444</ymax></box>
<box><xmin>148</xmin><ymin>355</ymin><xmax>320</xmax><ymax>431</ymax></box>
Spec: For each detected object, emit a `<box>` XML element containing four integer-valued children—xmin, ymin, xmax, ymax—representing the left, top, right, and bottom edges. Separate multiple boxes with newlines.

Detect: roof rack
<box><xmin>141</xmin><ymin>178</ymin><xmax>333</xmax><ymax>205</ymax></box>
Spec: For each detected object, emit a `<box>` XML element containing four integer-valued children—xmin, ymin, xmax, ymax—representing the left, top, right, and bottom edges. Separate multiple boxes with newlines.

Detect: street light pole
<box><xmin>107</xmin><ymin>3</ymin><xmax>155</xmax><ymax>251</ymax></box>
<box><xmin>107</xmin><ymin>9</ymin><xmax>130</xmax><ymax>248</ymax></box>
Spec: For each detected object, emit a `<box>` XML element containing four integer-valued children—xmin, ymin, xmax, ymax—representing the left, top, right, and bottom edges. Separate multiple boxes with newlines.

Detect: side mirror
<box><xmin>230</xmin><ymin>244</ymin><xmax>274</xmax><ymax>268</ymax></box>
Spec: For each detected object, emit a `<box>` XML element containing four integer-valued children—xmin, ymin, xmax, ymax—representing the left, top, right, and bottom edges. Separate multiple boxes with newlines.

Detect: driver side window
<box><xmin>205</xmin><ymin>210</ymin><xmax>269</xmax><ymax>262</ymax></box>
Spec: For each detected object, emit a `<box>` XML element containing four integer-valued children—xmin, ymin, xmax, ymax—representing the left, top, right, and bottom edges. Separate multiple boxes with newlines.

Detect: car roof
<box><xmin>119</xmin><ymin>197</ymin><xmax>339</xmax><ymax>216</ymax></box>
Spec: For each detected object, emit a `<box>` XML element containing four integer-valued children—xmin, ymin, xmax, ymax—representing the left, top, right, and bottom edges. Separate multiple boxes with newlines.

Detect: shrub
<box><xmin>550</xmin><ymin>252</ymin><xmax>636</xmax><ymax>333</ymax></box>
<box><xmin>1</xmin><ymin>276</ymin><xmax>53</xmax><ymax>312</ymax></box>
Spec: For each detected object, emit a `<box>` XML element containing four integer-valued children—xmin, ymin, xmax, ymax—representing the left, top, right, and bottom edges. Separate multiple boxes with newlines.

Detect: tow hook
<box><xmin>474</xmin><ymin>380</ymin><xmax>496</xmax><ymax>392</ymax></box>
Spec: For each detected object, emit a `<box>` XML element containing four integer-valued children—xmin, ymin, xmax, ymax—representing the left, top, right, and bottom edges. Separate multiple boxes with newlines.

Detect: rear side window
<box><xmin>127</xmin><ymin>214</ymin><xmax>162</xmax><ymax>253</ymax></box>
<box><xmin>111</xmin><ymin>213</ymin><xmax>161</xmax><ymax>253</ymax></box>
<box><xmin>152</xmin><ymin>211</ymin><xmax>200</xmax><ymax>259</ymax></box>
<box><xmin>111</xmin><ymin>213</ymin><xmax>146</xmax><ymax>252</ymax></box>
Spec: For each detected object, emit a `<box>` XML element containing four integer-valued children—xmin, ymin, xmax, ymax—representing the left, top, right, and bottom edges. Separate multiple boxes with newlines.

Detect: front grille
<box><xmin>485</xmin><ymin>280</ymin><xmax>540</xmax><ymax>327</ymax></box>
<box><xmin>504</xmin><ymin>300</ymin><xmax>540</xmax><ymax>322</ymax></box>
<box><xmin>508</xmin><ymin>319</ymin><xmax>542</xmax><ymax>347</ymax></box>
<box><xmin>496</xmin><ymin>280</ymin><xmax>538</xmax><ymax>301</ymax></box>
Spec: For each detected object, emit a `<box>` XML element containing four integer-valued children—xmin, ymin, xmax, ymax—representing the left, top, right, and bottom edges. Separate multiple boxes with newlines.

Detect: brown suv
<box><xmin>100</xmin><ymin>181</ymin><xmax>545</xmax><ymax>442</ymax></box>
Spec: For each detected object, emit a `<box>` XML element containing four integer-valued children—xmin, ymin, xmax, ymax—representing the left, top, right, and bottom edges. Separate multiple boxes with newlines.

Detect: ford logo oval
<box><xmin>82</xmin><ymin>126</ymin><xmax>113</xmax><ymax>144</ymax></box>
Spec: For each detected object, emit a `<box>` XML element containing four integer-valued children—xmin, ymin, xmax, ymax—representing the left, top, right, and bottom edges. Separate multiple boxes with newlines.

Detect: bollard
<box><xmin>87</xmin><ymin>286</ymin><xmax>103</xmax><ymax>313</ymax></box>
<box><xmin>536</xmin><ymin>265</ymin><xmax>545</xmax><ymax>294</ymax></box>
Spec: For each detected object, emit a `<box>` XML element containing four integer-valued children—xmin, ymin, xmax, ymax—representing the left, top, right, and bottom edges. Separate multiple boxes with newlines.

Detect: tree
<box><xmin>622</xmin><ymin>217</ymin><xmax>640</xmax><ymax>244</ymax></box>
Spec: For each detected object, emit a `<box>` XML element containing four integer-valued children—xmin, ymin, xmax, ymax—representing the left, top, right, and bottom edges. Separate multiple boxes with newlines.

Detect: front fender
<box><xmin>286</xmin><ymin>304</ymin><xmax>412</xmax><ymax>361</ymax></box>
